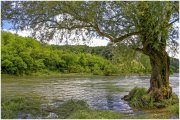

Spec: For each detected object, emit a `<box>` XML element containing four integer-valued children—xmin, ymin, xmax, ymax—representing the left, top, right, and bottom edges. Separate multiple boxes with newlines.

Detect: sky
<box><xmin>2</xmin><ymin>21</ymin><xmax>109</xmax><ymax>47</ymax></box>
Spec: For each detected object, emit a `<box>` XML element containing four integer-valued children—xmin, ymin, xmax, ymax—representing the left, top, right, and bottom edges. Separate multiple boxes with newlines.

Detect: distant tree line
<box><xmin>1</xmin><ymin>32</ymin><xmax>117</xmax><ymax>75</ymax></box>
<box><xmin>52</xmin><ymin>44</ymin><xmax>179</xmax><ymax>74</ymax></box>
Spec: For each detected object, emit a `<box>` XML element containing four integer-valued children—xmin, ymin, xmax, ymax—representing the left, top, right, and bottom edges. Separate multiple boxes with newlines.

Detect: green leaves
<box><xmin>2</xmin><ymin>1</ymin><xmax>178</xmax><ymax>54</ymax></box>
<box><xmin>1</xmin><ymin>32</ymin><xmax>118</xmax><ymax>75</ymax></box>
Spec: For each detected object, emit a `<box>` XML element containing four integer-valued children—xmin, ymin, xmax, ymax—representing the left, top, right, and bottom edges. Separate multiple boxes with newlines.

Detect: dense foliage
<box><xmin>52</xmin><ymin>44</ymin><xmax>153</xmax><ymax>73</ymax></box>
<box><xmin>1</xmin><ymin>32</ymin><xmax>118</xmax><ymax>75</ymax></box>
<box><xmin>1</xmin><ymin>32</ymin><xmax>178</xmax><ymax>75</ymax></box>
<box><xmin>52</xmin><ymin>44</ymin><xmax>178</xmax><ymax>74</ymax></box>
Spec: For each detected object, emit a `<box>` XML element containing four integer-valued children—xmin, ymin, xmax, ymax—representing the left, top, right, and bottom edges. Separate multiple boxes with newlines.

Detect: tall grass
<box><xmin>1</xmin><ymin>95</ymin><xmax>44</xmax><ymax>119</ymax></box>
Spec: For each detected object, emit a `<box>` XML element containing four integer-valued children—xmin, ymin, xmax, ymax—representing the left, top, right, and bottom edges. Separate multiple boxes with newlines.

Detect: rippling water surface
<box><xmin>2</xmin><ymin>74</ymin><xmax>179</xmax><ymax>114</ymax></box>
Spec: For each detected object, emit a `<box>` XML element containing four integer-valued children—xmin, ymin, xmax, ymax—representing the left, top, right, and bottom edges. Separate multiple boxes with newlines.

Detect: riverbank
<box><xmin>2</xmin><ymin>95</ymin><xmax>178</xmax><ymax>119</ymax></box>
<box><xmin>1</xmin><ymin>71</ymin><xmax>151</xmax><ymax>78</ymax></box>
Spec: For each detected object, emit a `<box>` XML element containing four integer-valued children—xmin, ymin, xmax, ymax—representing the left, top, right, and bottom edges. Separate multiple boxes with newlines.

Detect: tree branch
<box><xmin>92</xmin><ymin>23</ymin><xmax>114</xmax><ymax>42</ymax></box>
<box><xmin>168</xmin><ymin>18</ymin><xmax>179</xmax><ymax>27</ymax></box>
<box><xmin>113</xmin><ymin>31</ymin><xmax>142</xmax><ymax>43</ymax></box>
<box><xmin>56</xmin><ymin>24</ymin><xmax>93</xmax><ymax>30</ymax></box>
<box><xmin>133</xmin><ymin>47</ymin><xmax>143</xmax><ymax>52</ymax></box>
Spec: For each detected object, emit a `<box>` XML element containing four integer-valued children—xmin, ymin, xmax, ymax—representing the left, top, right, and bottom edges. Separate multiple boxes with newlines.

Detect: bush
<box><xmin>103</xmin><ymin>64</ymin><xmax>118</xmax><ymax>76</ymax></box>
<box><xmin>91</xmin><ymin>64</ymin><xmax>103</xmax><ymax>75</ymax></box>
<box><xmin>69</xmin><ymin>65</ymin><xmax>85</xmax><ymax>73</ymax></box>
<box><xmin>1</xmin><ymin>59</ymin><xmax>14</xmax><ymax>74</ymax></box>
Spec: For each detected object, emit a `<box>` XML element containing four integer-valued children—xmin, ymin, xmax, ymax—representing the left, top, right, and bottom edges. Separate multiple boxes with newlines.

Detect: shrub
<box><xmin>103</xmin><ymin>64</ymin><xmax>118</xmax><ymax>76</ymax></box>
<box><xmin>1</xmin><ymin>59</ymin><xmax>14</xmax><ymax>74</ymax></box>
<box><xmin>69</xmin><ymin>65</ymin><xmax>85</xmax><ymax>73</ymax></box>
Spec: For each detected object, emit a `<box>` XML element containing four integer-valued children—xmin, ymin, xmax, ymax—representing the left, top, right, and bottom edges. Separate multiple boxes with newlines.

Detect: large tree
<box><xmin>2</xmin><ymin>1</ymin><xmax>179</xmax><ymax>100</ymax></box>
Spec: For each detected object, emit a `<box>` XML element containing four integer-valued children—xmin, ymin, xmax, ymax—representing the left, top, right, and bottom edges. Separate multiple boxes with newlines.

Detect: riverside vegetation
<box><xmin>2</xmin><ymin>32</ymin><xmax>178</xmax><ymax>76</ymax></box>
<box><xmin>1</xmin><ymin>32</ymin><xmax>179</xmax><ymax>119</ymax></box>
<box><xmin>2</xmin><ymin>95</ymin><xmax>179</xmax><ymax>119</ymax></box>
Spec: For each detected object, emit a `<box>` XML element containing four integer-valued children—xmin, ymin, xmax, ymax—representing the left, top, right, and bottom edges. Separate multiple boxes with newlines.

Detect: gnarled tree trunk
<box><xmin>147</xmin><ymin>50</ymin><xmax>172</xmax><ymax>101</ymax></box>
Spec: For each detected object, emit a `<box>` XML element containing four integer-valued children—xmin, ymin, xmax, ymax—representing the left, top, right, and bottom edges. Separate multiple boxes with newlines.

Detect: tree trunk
<box><xmin>147</xmin><ymin>50</ymin><xmax>172</xmax><ymax>101</ymax></box>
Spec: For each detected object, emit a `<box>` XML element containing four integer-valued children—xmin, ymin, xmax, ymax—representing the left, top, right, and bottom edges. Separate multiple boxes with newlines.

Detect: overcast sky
<box><xmin>2</xmin><ymin>21</ymin><xmax>109</xmax><ymax>47</ymax></box>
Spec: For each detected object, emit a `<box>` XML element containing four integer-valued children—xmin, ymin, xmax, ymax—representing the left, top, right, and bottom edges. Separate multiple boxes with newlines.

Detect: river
<box><xmin>2</xmin><ymin>74</ymin><xmax>179</xmax><ymax>114</ymax></box>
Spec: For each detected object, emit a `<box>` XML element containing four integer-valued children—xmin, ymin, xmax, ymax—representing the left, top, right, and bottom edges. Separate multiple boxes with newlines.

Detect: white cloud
<box><xmin>3</xmin><ymin>29</ymin><xmax>109</xmax><ymax>46</ymax></box>
<box><xmin>87</xmin><ymin>38</ymin><xmax>109</xmax><ymax>46</ymax></box>
<box><xmin>3</xmin><ymin>29</ymin><xmax>31</xmax><ymax>37</ymax></box>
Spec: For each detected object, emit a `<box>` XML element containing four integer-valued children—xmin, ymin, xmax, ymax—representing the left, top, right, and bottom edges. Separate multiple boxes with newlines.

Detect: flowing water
<box><xmin>2</xmin><ymin>74</ymin><xmax>179</xmax><ymax>114</ymax></box>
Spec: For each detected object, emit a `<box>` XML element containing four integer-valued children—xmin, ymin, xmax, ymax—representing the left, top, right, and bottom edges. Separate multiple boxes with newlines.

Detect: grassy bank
<box><xmin>123</xmin><ymin>87</ymin><xmax>179</xmax><ymax>118</ymax></box>
<box><xmin>1</xmin><ymin>94</ymin><xmax>47</xmax><ymax>119</ymax></box>
<box><xmin>2</xmin><ymin>95</ymin><xmax>178</xmax><ymax>119</ymax></box>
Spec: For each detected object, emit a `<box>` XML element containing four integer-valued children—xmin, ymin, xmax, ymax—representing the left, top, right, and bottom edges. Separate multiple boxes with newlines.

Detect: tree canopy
<box><xmin>2</xmin><ymin>1</ymin><xmax>179</xmax><ymax>52</ymax></box>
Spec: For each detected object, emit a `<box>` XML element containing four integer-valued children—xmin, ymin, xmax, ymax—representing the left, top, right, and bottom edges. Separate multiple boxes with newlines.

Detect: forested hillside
<box><xmin>1</xmin><ymin>32</ymin><xmax>178</xmax><ymax>75</ymax></box>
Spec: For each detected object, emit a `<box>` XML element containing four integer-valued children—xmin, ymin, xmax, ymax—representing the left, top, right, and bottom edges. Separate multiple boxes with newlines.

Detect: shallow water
<box><xmin>2</xmin><ymin>74</ymin><xmax>179</xmax><ymax>114</ymax></box>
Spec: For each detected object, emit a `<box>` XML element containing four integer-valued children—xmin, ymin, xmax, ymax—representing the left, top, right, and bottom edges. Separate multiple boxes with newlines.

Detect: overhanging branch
<box><xmin>134</xmin><ymin>47</ymin><xmax>143</xmax><ymax>52</ymax></box>
<box><xmin>167</xmin><ymin>18</ymin><xmax>179</xmax><ymax>27</ymax></box>
<box><xmin>92</xmin><ymin>23</ymin><xmax>114</xmax><ymax>42</ymax></box>
<box><xmin>113</xmin><ymin>31</ymin><xmax>142</xmax><ymax>43</ymax></box>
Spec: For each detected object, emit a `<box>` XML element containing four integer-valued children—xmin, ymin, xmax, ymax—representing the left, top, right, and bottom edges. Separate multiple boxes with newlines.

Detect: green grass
<box><xmin>69</xmin><ymin>109</ymin><xmax>172</xmax><ymax>119</ymax></box>
<box><xmin>54</xmin><ymin>99</ymin><xmax>177</xmax><ymax>119</ymax></box>
<box><xmin>168</xmin><ymin>103</ymin><xmax>179</xmax><ymax>116</ymax></box>
<box><xmin>1</xmin><ymin>94</ymin><xmax>46</xmax><ymax>119</ymax></box>
<box><xmin>123</xmin><ymin>87</ymin><xmax>179</xmax><ymax>109</ymax></box>
<box><xmin>122</xmin><ymin>87</ymin><xmax>179</xmax><ymax>118</ymax></box>
<box><xmin>123</xmin><ymin>87</ymin><xmax>151</xmax><ymax>108</ymax></box>
<box><xmin>2</xmin><ymin>96</ymin><xmax>178</xmax><ymax>119</ymax></box>
<box><xmin>54</xmin><ymin>99</ymin><xmax>89</xmax><ymax>119</ymax></box>
<box><xmin>69</xmin><ymin>110</ymin><xmax>125</xmax><ymax>119</ymax></box>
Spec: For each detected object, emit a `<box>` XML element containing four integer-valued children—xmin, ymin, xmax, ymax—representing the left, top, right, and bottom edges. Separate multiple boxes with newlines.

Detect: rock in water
<box><xmin>46</xmin><ymin>112</ymin><xmax>58</xmax><ymax>119</ymax></box>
